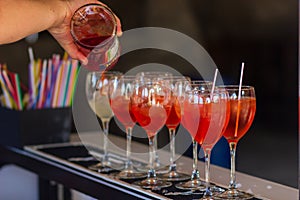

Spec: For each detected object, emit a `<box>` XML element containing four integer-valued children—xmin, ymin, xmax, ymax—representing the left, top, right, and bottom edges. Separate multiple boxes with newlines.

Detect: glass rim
<box><xmin>184</xmin><ymin>88</ymin><xmax>212</xmax><ymax>94</ymax></box>
<box><xmin>190</xmin><ymin>80</ymin><xmax>213</xmax><ymax>85</ymax></box>
<box><xmin>217</xmin><ymin>85</ymin><xmax>255</xmax><ymax>90</ymax></box>
<box><xmin>135</xmin><ymin>71</ymin><xmax>173</xmax><ymax>77</ymax></box>
<box><xmin>87</xmin><ymin>70</ymin><xmax>123</xmax><ymax>75</ymax></box>
<box><xmin>120</xmin><ymin>75</ymin><xmax>138</xmax><ymax>81</ymax></box>
<box><xmin>165</xmin><ymin>75</ymin><xmax>191</xmax><ymax>81</ymax></box>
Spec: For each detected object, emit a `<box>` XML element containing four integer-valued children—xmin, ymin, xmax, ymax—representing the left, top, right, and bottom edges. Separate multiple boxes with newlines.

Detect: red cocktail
<box><xmin>111</xmin><ymin>96</ymin><xmax>136</xmax><ymax>128</ymax></box>
<box><xmin>160</xmin><ymin>76</ymin><xmax>191</xmax><ymax>182</ymax></box>
<box><xmin>201</xmin><ymin>88</ymin><xmax>230</xmax><ymax>198</ymax></box>
<box><xmin>222</xmin><ymin>97</ymin><xmax>256</xmax><ymax>143</ymax></box>
<box><xmin>165</xmin><ymin>97</ymin><xmax>181</xmax><ymax>130</ymax></box>
<box><xmin>217</xmin><ymin>85</ymin><xmax>256</xmax><ymax>199</ymax></box>
<box><xmin>110</xmin><ymin>76</ymin><xmax>146</xmax><ymax>179</ymax></box>
<box><xmin>131</xmin><ymin>81</ymin><xmax>172</xmax><ymax>189</ymax></box>
<box><xmin>176</xmin><ymin>89</ymin><xmax>212</xmax><ymax>191</ymax></box>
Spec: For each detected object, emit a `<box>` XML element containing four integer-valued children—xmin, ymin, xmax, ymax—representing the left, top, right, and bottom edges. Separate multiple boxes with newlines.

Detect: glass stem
<box><xmin>204</xmin><ymin>148</ymin><xmax>212</xmax><ymax>197</ymax></box>
<box><xmin>169</xmin><ymin>128</ymin><xmax>177</xmax><ymax>171</ymax></box>
<box><xmin>154</xmin><ymin>134</ymin><xmax>160</xmax><ymax>167</ymax></box>
<box><xmin>148</xmin><ymin>134</ymin><xmax>157</xmax><ymax>179</ymax></box>
<box><xmin>102</xmin><ymin>120</ymin><xmax>110</xmax><ymax>164</ymax></box>
<box><xmin>125</xmin><ymin>127</ymin><xmax>133</xmax><ymax>170</ymax></box>
<box><xmin>191</xmin><ymin>139</ymin><xmax>200</xmax><ymax>180</ymax></box>
<box><xmin>229</xmin><ymin>142</ymin><xmax>237</xmax><ymax>190</ymax></box>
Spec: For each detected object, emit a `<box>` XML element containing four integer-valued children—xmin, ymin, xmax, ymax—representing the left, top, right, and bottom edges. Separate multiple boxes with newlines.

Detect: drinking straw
<box><xmin>43</xmin><ymin>59</ymin><xmax>52</xmax><ymax>108</ymax></box>
<box><xmin>46</xmin><ymin>59</ymin><xmax>52</xmax><ymax>92</ymax></box>
<box><xmin>0</xmin><ymin>72</ymin><xmax>14</xmax><ymax>109</ymax></box>
<box><xmin>238</xmin><ymin>62</ymin><xmax>245</xmax><ymax>100</ymax></box>
<box><xmin>37</xmin><ymin>60</ymin><xmax>47</xmax><ymax>108</ymax></box>
<box><xmin>46</xmin><ymin>58</ymin><xmax>58</xmax><ymax>108</ymax></box>
<box><xmin>57</xmin><ymin>60</ymin><xmax>70</xmax><ymax>106</ymax></box>
<box><xmin>52</xmin><ymin>54</ymin><xmax>59</xmax><ymax>70</ymax></box>
<box><xmin>65</xmin><ymin>60</ymin><xmax>79</xmax><ymax>106</ymax></box>
<box><xmin>51</xmin><ymin>64</ymin><xmax>63</xmax><ymax>107</ymax></box>
<box><xmin>5</xmin><ymin>69</ymin><xmax>24</xmax><ymax>110</ymax></box>
<box><xmin>62</xmin><ymin>61</ymin><xmax>72</xmax><ymax>106</ymax></box>
<box><xmin>9</xmin><ymin>73</ymin><xmax>19</xmax><ymax>110</ymax></box>
<box><xmin>29</xmin><ymin>60</ymin><xmax>39</xmax><ymax>109</ymax></box>
<box><xmin>63</xmin><ymin>51</ymin><xmax>69</xmax><ymax>61</ymax></box>
<box><xmin>2</xmin><ymin>69</ymin><xmax>17</xmax><ymax>103</ymax></box>
<box><xmin>31</xmin><ymin>59</ymin><xmax>42</xmax><ymax>108</ymax></box>
<box><xmin>211</xmin><ymin>68</ymin><xmax>218</xmax><ymax>96</ymax></box>
<box><xmin>0</xmin><ymin>84</ymin><xmax>13</xmax><ymax>108</ymax></box>
<box><xmin>234</xmin><ymin>62</ymin><xmax>245</xmax><ymax>137</ymax></box>
<box><xmin>69</xmin><ymin>65</ymin><xmax>79</xmax><ymax>106</ymax></box>
<box><xmin>28</xmin><ymin>47</ymin><xmax>34</xmax><ymax>64</ymax></box>
<box><xmin>27</xmin><ymin>47</ymin><xmax>35</xmax><ymax>108</ymax></box>
<box><xmin>12</xmin><ymin>73</ymin><xmax>23</xmax><ymax>110</ymax></box>
<box><xmin>50</xmin><ymin>56</ymin><xmax>63</xmax><ymax>106</ymax></box>
<box><xmin>15</xmin><ymin>74</ymin><xmax>23</xmax><ymax>110</ymax></box>
<box><xmin>28</xmin><ymin>62</ymin><xmax>34</xmax><ymax>108</ymax></box>
<box><xmin>34</xmin><ymin>59</ymin><xmax>42</xmax><ymax>84</ymax></box>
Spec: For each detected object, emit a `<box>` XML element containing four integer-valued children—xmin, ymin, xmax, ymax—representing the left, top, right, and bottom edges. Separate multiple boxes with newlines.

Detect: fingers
<box><xmin>76</xmin><ymin>51</ymin><xmax>88</xmax><ymax>65</ymax></box>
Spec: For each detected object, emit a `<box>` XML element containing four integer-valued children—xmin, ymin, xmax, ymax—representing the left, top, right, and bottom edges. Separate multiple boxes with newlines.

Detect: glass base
<box><xmin>137</xmin><ymin>164</ymin><xmax>170</xmax><ymax>174</ymax></box>
<box><xmin>175</xmin><ymin>179</ymin><xmax>206</xmax><ymax>191</ymax></box>
<box><xmin>88</xmin><ymin>162</ymin><xmax>123</xmax><ymax>173</ymax></box>
<box><xmin>200</xmin><ymin>184</ymin><xmax>225</xmax><ymax>200</ymax></box>
<box><xmin>216</xmin><ymin>189</ymin><xmax>254</xmax><ymax>200</ymax></box>
<box><xmin>158</xmin><ymin>170</ymin><xmax>190</xmax><ymax>181</ymax></box>
<box><xmin>133</xmin><ymin>177</ymin><xmax>172</xmax><ymax>190</ymax></box>
<box><xmin>116</xmin><ymin>169</ymin><xmax>147</xmax><ymax>180</ymax></box>
<box><xmin>209</xmin><ymin>183</ymin><xmax>225</xmax><ymax>193</ymax></box>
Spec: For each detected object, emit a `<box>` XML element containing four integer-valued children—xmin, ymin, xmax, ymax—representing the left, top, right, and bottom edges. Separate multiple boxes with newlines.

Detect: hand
<box><xmin>48</xmin><ymin>0</ymin><xmax>122</xmax><ymax>65</ymax></box>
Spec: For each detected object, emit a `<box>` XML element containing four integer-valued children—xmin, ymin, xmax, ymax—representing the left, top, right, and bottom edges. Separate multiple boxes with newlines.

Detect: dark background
<box><xmin>0</xmin><ymin>0</ymin><xmax>298</xmax><ymax>188</ymax></box>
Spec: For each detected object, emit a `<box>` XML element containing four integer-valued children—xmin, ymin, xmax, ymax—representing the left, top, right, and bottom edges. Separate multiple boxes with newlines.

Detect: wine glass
<box><xmin>201</xmin><ymin>87</ymin><xmax>230</xmax><ymax>199</ymax></box>
<box><xmin>130</xmin><ymin>80</ymin><xmax>172</xmax><ymax>189</ymax></box>
<box><xmin>159</xmin><ymin>76</ymin><xmax>191</xmax><ymax>181</ymax></box>
<box><xmin>216</xmin><ymin>85</ymin><xmax>256</xmax><ymax>199</ymax></box>
<box><xmin>85</xmin><ymin>71</ymin><xmax>123</xmax><ymax>172</ymax></box>
<box><xmin>135</xmin><ymin>71</ymin><xmax>173</xmax><ymax>171</ymax></box>
<box><xmin>109</xmin><ymin>75</ymin><xmax>147</xmax><ymax>179</ymax></box>
<box><xmin>175</xmin><ymin>81</ymin><xmax>213</xmax><ymax>191</ymax></box>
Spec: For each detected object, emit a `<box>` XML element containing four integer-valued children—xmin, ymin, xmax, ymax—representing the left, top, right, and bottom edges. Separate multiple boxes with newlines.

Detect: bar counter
<box><xmin>0</xmin><ymin>131</ymin><xmax>297</xmax><ymax>200</ymax></box>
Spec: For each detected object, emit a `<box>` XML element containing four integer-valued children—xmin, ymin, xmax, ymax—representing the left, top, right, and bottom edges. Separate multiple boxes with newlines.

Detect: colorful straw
<box><xmin>0</xmin><ymin>50</ymin><xmax>79</xmax><ymax>110</ymax></box>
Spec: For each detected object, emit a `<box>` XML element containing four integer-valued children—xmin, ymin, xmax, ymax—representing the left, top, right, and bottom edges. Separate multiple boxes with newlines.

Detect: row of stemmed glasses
<box><xmin>113</xmin><ymin>73</ymin><xmax>193</xmax><ymax>186</ymax></box>
<box><xmin>108</xmin><ymin>72</ymin><xmax>181</xmax><ymax>182</ymax></box>
<box><xmin>135</xmin><ymin>72</ymin><xmax>193</xmax><ymax>180</ymax></box>
<box><xmin>174</xmin><ymin>83</ymin><xmax>256</xmax><ymax>200</ymax></box>
<box><xmin>86</xmin><ymin>71</ymin><xmax>256</xmax><ymax>199</ymax></box>
<box><xmin>86</xmin><ymin>71</ymin><xmax>186</xmax><ymax>182</ymax></box>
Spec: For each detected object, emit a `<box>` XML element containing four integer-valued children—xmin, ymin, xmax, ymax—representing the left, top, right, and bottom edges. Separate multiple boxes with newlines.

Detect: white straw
<box><xmin>211</xmin><ymin>68</ymin><xmax>218</xmax><ymax>97</ymax></box>
<box><xmin>234</xmin><ymin>62</ymin><xmax>245</xmax><ymax>137</ymax></box>
<box><xmin>238</xmin><ymin>62</ymin><xmax>245</xmax><ymax>100</ymax></box>
<box><xmin>28</xmin><ymin>47</ymin><xmax>34</xmax><ymax>63</ymax></box>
